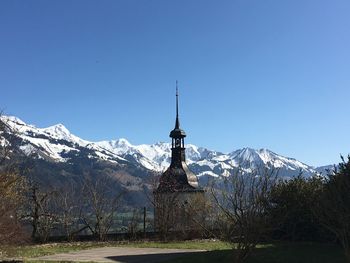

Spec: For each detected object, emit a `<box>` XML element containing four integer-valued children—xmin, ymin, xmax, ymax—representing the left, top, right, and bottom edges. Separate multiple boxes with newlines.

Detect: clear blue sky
<box><xmin>1</xmin><ymin>0</ymin><xmax>349</xmax><ymax>167</ymax></box>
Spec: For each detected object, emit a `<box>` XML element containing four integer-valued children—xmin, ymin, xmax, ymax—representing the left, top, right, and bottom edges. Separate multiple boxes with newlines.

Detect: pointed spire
<box><xmin>175</xmin><ymin>80</ymin><xmax>180</xmax><ymax>129</ymax></box>
<box><xmin>169</xmin><ymin>80</ymin><xmax>186</xmax><ymax>138</ymax></box>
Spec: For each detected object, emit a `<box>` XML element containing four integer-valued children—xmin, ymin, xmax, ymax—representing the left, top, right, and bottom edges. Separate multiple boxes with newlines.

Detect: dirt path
<box><xmin>34</xmin><ymin>247</ymin><xmax>205</xmax><ymax>263</ymax></box>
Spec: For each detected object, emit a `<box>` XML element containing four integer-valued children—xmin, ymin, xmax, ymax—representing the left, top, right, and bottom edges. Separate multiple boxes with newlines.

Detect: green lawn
<box><xmin>165</xmin><ymin>242</ymin><xmax>346</xmax><ymax>263</ymax></box>
<box><xmin>0</xmin><ymin>240</ymin><xmax>229</xmax><ymax>259</ymax></box>
<box><xmin>0</xmin><ymin>240</ymin><xmax>346</xmax><ymax>263</ymax></box>
<box><xmin>0</xmin><ymin>242</ymin><xmax>108</xmax><ymax>258</ymax></box>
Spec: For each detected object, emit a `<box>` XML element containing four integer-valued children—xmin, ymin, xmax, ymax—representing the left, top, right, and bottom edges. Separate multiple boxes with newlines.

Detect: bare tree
<box><xmin>25</xmin><ymin>179</ymin><xmax>58</xmax><ymax>242</ymax></box>
<box><xmin>153</xmin><ymin>190</ymin><xmax>180</xmax><ymax>240</ymax></box>
<box><xmin>52</xmin><ymin>181</ymin><xmax>85</xmax><ymax>241</ymax></box>
<box><xmin>0</xmin><ymin>170</ymin><xmax>27</xmax><ymax>244</ymax></box>
<box><xmin>150</xmin><ymin>172</ymin><xmax>184</xmax><ymax>240</ymax></box>
<box><xmin>211</xmin><ymin>167</ymin><xmax>278</xmax><ymax>263</ymax></box>
<box><xmin>81</xmin><ymin>173</ymin><xmax>123</xmax><ymax>241</ymax></box>
<box><xmin>126</xmin><ymin>208</ymin><xmax>142</xmax><ymax>240</ymax></box>
<box><xmin>0</xmin><ymin>114</ymin><xmax>28</xmax><ymax>244</ymax></box>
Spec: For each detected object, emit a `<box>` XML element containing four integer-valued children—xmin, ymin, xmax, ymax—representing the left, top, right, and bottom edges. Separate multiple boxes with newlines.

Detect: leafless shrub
<box><xmin>126</xmin><ymin>208</ymin><xmax>142</xmax><ymax>240</ymax></box>
<box><xmin>211</xmin><ymin>167</ymin><xmax>278</xmax><ymax>263</ymax></box>
<box><xmin>0</xmin><ymin>113</ymin><xmax>29</xmax><ymax>244</ymax></box>
<box><xmin>25</xmin><ymin>180</ymin><xmax>57</xmax><ymax>242</ymax></box>
<box><xmin>52</xmin><ymin>181</ymin><xmax>85</xmax><ymax>241</ymax></box>
<box><xmin>81</xmin><ymin>173</ymin><xmax>124</xmax><ymax>241</ymax></box>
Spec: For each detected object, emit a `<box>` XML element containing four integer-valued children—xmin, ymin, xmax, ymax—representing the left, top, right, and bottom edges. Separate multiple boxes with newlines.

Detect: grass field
<box><xmin>0</xmin><ymin>240</ymin><xmax>229</xmax><ymax>258</ymax></box>
<box><xmin>165</xmin><ymin>242</ymin><xmax>347</xmax><ymax>263</ymax></box>
<box><xmin>0</xmin><ymin>240</ymin><xmax>346</xmax><ymax>263</ymax></box>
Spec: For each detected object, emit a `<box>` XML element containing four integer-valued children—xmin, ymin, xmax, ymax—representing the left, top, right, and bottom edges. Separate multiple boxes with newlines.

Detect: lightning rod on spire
<box><xmin>175</xmin><ymin>81</ymin><xmax>180</xmax><ymax>129</ymax></box>
<box><xmin>176</xmin><ymin>80</ymin><xmax>179</xmax><ymax>119</ymax></box>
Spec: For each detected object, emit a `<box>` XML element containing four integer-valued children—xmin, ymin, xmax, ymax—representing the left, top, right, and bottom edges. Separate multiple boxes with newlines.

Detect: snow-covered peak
<box><xmin>116</xmin><ymin>138</ymin><xmax>132</xmax><ymax>148</ymax></box>
<box><xmin>225</xmin><ymin>147</ymin><xmax>312</xmax><ymax>174</ymax></box>
<box><xmin>1</xmin><ymin>115</ymin><xmax>32</xmax><ymax>131</ymax></box>
<box><xmin>1</xmin><ymin>115</ymin><xmax>92</xmax><ymax>161</ymax></box>
<box><xmin>135</xmin><ymin>143</ymin><xmax>170</xmax><ymax>160</ymax></box>
<box><xmin>43</xmin><ymin>124</ymin><xmax>71</xmax><ymax>139</ymax></box>
<box><xmin>2</xmin><ymin>115</ymin><xmax>27</xmax><ymax>126</ymax></box>
<box><xmin>230</xmin><ymin>147</ymin><xmax>261</xmax><ymax>163</ymax></box>
<box><xmin>96</xmin><ymin>138</ymin><xmax>133</xmax><ymax>155</ymax></box>
<box><xmin>2</xmin><ymin>116</ymin><xmax>81</xmax><ymax>144</ymax></box>
<box><xmin>185</xmin><ymin>144</ymin><xmax>202</xmax><ymax>161</ymax></box>
<box><xmin>41</xmin><ymin>124</ymin><xmax>89</xmax><ymax>147</ymax></box>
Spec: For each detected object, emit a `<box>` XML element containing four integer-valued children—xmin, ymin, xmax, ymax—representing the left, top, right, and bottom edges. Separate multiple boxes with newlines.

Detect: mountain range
<box><xmin>1</xmin><ymin>115</ymin><xmax>331</xmax><ymax>183</ymax></box>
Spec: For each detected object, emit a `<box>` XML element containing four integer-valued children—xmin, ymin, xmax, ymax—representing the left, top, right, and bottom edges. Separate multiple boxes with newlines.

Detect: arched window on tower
<box><xmin>175</xmin><ymin>138</ymin><xmax>181</xmax><ymax>148</ymax></box>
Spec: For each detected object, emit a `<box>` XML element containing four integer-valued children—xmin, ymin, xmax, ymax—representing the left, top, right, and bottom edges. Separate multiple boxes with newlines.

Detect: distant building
<box><xmin>154</xmin><ymin>83</ymin><xmax>205</xmax><ymax>238</ymax></box>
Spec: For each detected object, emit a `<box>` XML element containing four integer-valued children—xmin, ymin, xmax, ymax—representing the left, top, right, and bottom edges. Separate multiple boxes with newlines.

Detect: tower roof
<box><xmin>170</xmin><ymin>81</ymin><xmax>186</xmax><ymax>138</ymax></box>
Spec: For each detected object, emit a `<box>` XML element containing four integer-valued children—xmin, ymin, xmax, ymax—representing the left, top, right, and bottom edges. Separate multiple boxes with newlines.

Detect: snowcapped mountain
<box><xmin>94</xmin><ymin>140</ymin><xmax>318</xmax><ymax>178</ymax></box>
<box><xmin>1</xmin><ymin>115</ymin><xmax>323</xmax><ymax>180</ymax></box>
<box><xmin>2</xmin><ymin>115</ymin><xmax>126</xmax><ymax>163</ymax></box>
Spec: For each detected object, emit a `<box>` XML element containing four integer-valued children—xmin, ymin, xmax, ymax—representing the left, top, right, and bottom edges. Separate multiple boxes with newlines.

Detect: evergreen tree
<box><xmin>316</xmin><ymin>156</ymin><xmax>350</xmax><ymax>261</ymax></box>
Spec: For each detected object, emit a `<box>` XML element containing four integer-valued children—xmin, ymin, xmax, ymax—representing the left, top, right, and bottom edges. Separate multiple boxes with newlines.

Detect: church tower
<box><xmin>156</xmin><ymin>81</ymin><xmax>201</xmax><ymax>192</ymax></box>
<box><xmin>154</xmin><ymin>82</ymin><xmax>204</xmax><ymax>238</ymax></box>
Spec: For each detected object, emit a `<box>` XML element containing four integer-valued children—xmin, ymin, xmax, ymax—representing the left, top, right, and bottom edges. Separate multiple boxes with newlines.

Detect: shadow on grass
<box><xmin>162</xmin><ymin>242</ymin><xmax>347</xmax><ymax>263</ymax></box>
<box><xmin>106</xmin><ymin>251</ymin><xmax>203</xmax><ymax>263</ymax></box>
